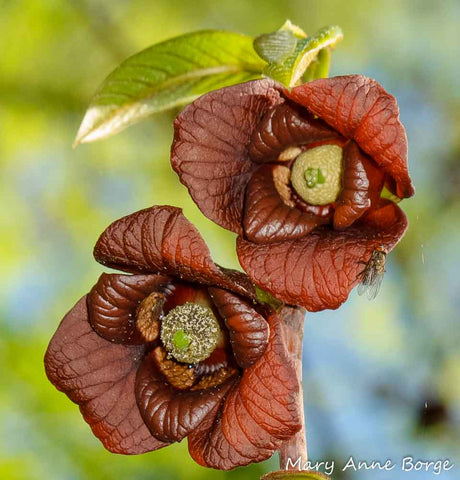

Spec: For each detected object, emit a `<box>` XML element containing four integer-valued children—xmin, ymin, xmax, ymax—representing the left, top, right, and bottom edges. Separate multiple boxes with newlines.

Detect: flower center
<box><xmin>160</xmin><ymin>302</ymin><xmax>220</xmax><ymax>364</ymax></box>
<box><xmin>290</xmin><ymin>144</ymin><xmax>343</xmax><ymax>205</ymax></box>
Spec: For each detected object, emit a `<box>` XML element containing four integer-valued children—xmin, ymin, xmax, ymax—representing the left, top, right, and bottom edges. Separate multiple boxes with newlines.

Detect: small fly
<box><xmin>357</xmin><ymin>246</ymin><xmax>387</xmax><ymax>300</ymax></box>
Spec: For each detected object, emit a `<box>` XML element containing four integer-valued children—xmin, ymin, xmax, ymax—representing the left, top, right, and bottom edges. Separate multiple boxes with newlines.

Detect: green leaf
<box><xmin>74</xmin><ymin>30</ymin><xmax>266</xmax><ymax>146</ymax></box>
<box><xmin>262</xmin><ymin>25</ymin><xmax>343</xmax><ymax>88</ymax></box>
<box><xmin>278</xmin><ymin>19</ymin><xmax>308</xmax><ymax>39</ymax></box>
<box><xmin>255</xmin><ymin>286</ymin><xmax>283</xmax><ymax>311</ymax></box>
<box><xmin>254</xmin><ymin>30</ymin><xmax>298</xmax><ymax>64</ymax></box>
<box><xmin>381</xmin><ymin>186</ymin><xmax>402</xmax><ymax>203</ymax></box>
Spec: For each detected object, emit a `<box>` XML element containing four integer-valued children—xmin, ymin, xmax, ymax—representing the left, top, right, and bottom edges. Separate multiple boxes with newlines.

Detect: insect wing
<box><xmin>357</xmin><ymin>253</ymin><xmax>385</xmax><ymax>300</ymax></box>
<box><xmin>357</xmin><ymin>272</ymin><xmax>370</xmax><ymax>296</ymax></box>
<box><xmin>366</xmin><ymin>270</ymin><xmax>384</xmax><ymax>300</ymax></box>
<box><xmin>357</xmin><ymin>263</ymin><xmax>377</xmax><ymax>296</ymax></box>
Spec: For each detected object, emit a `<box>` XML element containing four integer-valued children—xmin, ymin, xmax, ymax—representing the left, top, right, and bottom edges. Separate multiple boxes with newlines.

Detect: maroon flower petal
<box><xmin>287</xmin><ymin>75</ymin><xmax>415</xmax><ymax>199</ymax></box>
<box><xmin>333</xmin><ymin>141</ymin><xmax>381</xmax><ymax>229</ymax></box>
<box><xmin>209</xmin><ymin>287</ymin><xmax>269</xmax><ymax>368</ymax></box>
<box><xmin>88</xmin><ymin>273</ymin><xmax>170</xmax><ymax>344</ymax></box>
<box><xmin>186</xmin><ymin>396</ymin><xmax>232</xmax><ymax>468</ymax></box>
<box><xmin>94</xmin><ymin>205</ymin><xmax>255</xmax><ymax>300</ymax></box>
<box><xmin>135</xmin><ymin>351</ymin><xmax>236</xmax><ymax>443</ymax></box>
<box><xmin>237</xmin><ymin>201</ymin><xmax>408</xmax><ymax>311</ymax></box>
<box><xmin>44</xmin><ymin>296</ymin><xmax>167</xmax><ymax>454</ymax></box>
<box><xmin>188</xmin><ymin>383</ymin><xmax>274</xmax><ymax>469</ymax></box>
<box><xmin>187</xmin><ymin>312</ymin><xmax>301</xmax><ymax>470</ymax></box>
<box><xmin>244</xmin><ymin>165</ymin><xmax>328</xmax><ymax>243</ymax></box>
<box><xmin>171</xmin><ymin>79</ymin><xmax>284</xmax><ymax>234</ymax></box>
<box><xmin>233</xmin><ymin>312</ymin><xmax>301</xmax><ymax>437</ymax></box>
<box><xmin>249</xmin><ymin>102</ymin><xmax>340</xmax><ymax>162</ymax></box>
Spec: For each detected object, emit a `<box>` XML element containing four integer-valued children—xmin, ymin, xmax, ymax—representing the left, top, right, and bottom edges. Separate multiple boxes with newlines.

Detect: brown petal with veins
<box><xmin>209</xmin><ymin>287</ymin><xmax>269</xmax><ymax>368</ymax></box>
<box><xmin>94</xmin><ymin>205</ymin><xmax>255</xmax><ymax>300</ymax></box>
<box><xmin>188</xmin><ymin>384</ymin><xmax>274</xmax><ymax>469</ymax></box>
<box><xmin>287</xmin><ymin>75</ymin><xmax>415</xmax><ymax>198</ymax></box>
<box><xmin>333</xmin><ymin>141</ymin><xmax>383</xmax><ymax>229</ymax></box>
<box><xmin>136</xmin><ymin>350</ymin><xmax>237</xmax><ymax>443</ymax></box>
<box><xmin>237</xmin><ymin>201</ymin><xmax>408</xmax><ymax>311</ymax></box>
<box><xmin>249</xmin><ymin>102</ymin><xmax>340</xmax><ymax>162</ymax></box>
<box><xmin>244</xmin><ymin>165</ymin><xmax>328</xmax><ymax>243</ymax></box>
<box><xmin>44</xmin><ymin>296</ymin><xmax>167</xmax><ymax>454</ymax></box>
<box><xmin>171</xmin><ymin>79</ymin><xmax>284</xmax><ymax>234</ymax></box>
<box><xmin>188</xmin><ymin>313</ymin><xmax>301</xmax><ymax>470</ymax></box>
<box><xmin>88</xmin><ymin>273</ymin><xmax>170</xmax><ymax>344</ymax></box>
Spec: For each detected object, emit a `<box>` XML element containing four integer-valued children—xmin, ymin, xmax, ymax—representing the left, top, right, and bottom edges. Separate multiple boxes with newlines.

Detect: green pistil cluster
<box><xmin>305</xmin><ymin>167</ymin><xmax>326</xmax><ymax>188</ymax></box>
<box><xmin>160</xmin><ymin>302</ymin><xmax>220</xmax><ymax>364</ymax></box>
<box><xmin>291</xmin><ymin>144</ymin><xmax>343</xmax><ymax>205</ymax></box>
<box><xmin>173</xmin><ymin>330</ymin><xmax>191</xmax><ymax>350</ymax></box>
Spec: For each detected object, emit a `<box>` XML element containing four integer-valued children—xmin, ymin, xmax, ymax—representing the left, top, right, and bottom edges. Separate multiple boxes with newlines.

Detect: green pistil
<box><xmin>173</xmin><ymin>330</ymin><xmax>191</xmax><ymax>350</ymax></box>
<box><xmin>305</xmin><ymin>167</ymin><xmax>326</xmax><ymax>188</ymax></box>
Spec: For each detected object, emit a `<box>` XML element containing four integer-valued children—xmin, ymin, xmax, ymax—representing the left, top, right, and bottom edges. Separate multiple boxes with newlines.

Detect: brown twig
<box><xmin>277</xmin><ymin>305</ymin><xmax>308</xmax><ymax>470</ymax></box>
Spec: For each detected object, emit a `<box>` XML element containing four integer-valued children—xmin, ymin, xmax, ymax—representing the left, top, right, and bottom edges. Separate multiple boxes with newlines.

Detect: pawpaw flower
<box><xmin>44</xmin><ymin>206</ymin><xmax>301</xmax><ymax>470</ymax></box>
<box><xmin>171</xmin><ymin>76</ymin><xmax>414</xmax><ymax>310</ymax></box>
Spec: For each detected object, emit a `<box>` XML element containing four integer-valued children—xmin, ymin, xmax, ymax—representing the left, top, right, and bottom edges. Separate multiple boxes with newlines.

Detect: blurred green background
<box><xmin>1</xmin><ymin>1</ymin><xmax>459</xmax><ymax>479</ymax></box>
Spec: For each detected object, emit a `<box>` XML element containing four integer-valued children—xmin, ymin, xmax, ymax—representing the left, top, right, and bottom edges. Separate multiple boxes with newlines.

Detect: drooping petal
<box><xmin>94</xmin><ymin>205</ymin><xmax>255</xmax><ymax>300</ymax></box>
<box><xmin>237</xmin><ymin>201</ymin><xmax>408</xmax><ymax>311</ymax></box>
<box><xmin>249</xmin><ymin>102</ymin><xmax>340</xmax><ymax>162</ymax></box>
<box><xmin>287</xmin><ymin>75</ymin><xmax>415</xmax><ymax>199</ymax></box>
<box><xmin>187</xmin><ymin>312</ymin><xmax>301</xmax><ymax>470</ymax></box>
<box><xmin>243</xmin><ymin>165</ymin><xmax>328</xmax><ymax>243</ymax></box>
<box><xmin>209</xmin><ymin>287</ymin><xmax>269</xmax><ymax>368</ymax></box>
<box><xmin>135</xmin><ymin>351</ymin><xmax>236</xmax><ymax>443</ymax></box>
<box><xmin>188</xmin><ymin>383</ymin><xmax>274</xmax><ymax>469</ymax></box>
<box><xmin>333</xmin><ymin>141</ymin><xmax>384</xmax><ymax>229</ymax></box>
<box><xmin>171</xmin><ymin>79</ymin><xmax>284</xmax><ymax>234</ymax></box>
<box><xmin>44</xmin><ymin>296</ymin><xmax>167</xmax><ymax>454</ymax></box>
<box><xmin>88</xmin><ymin>273</ymin><xmax>170</xmax><ymax>344</ymax></box>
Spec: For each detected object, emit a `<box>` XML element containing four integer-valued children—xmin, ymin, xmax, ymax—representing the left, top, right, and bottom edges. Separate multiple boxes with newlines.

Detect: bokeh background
<box><xmin>1</xmin><ymin>0</ymin><xmax>459</xmax><ymax>479</ymax></box>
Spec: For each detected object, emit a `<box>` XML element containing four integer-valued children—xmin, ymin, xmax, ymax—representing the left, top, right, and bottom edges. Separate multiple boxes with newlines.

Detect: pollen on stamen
<box><xmin>160</xmin><ymin>302</ymin><xmax>220</xmax><ymax>364</ymax></box>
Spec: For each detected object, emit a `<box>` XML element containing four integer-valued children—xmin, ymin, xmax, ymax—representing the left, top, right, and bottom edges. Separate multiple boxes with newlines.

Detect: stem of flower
<box><xmin>315</xmin><ymin>47</ymin><xmax>332</xmax><ymax>80</ymax></box>
<box><xmin>277</xmin><ymin>305</ymin><xmax>308</xmax><ymax>470</ymax></box>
